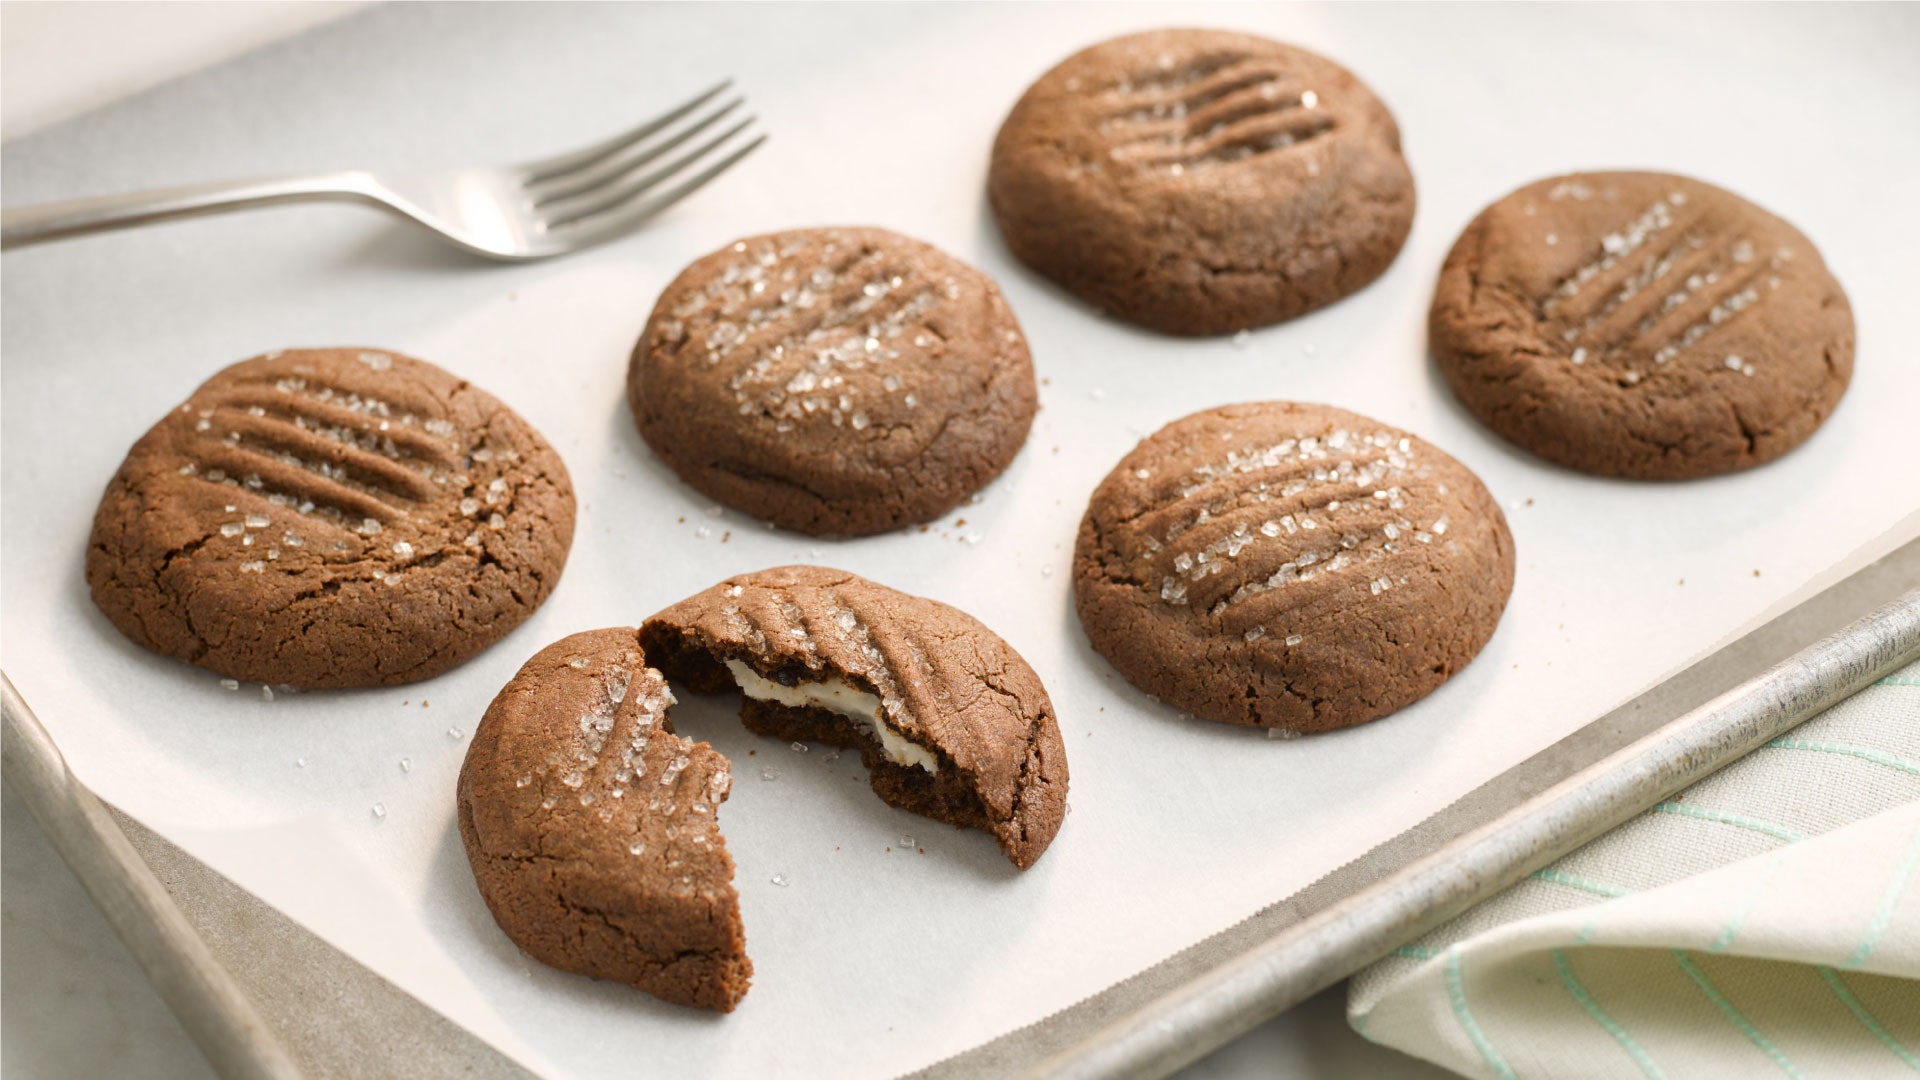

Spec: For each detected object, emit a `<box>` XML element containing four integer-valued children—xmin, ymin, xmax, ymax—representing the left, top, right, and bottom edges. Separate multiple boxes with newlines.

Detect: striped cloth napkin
<box><xmin>1349</xmin><ymin>659</ymin><xmax>1920</xmax><ymax>1078</ymax></box>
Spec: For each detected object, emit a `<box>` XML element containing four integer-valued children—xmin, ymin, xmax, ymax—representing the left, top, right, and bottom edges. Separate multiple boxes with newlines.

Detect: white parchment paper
<box><xmin>4</xmin><ymin>4</ymin><xmax>1917</xmax><ymax>1077</ymax></box>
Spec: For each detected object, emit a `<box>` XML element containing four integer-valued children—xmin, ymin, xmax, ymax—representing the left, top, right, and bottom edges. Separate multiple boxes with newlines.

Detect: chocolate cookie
<box><xmin>458</xmin><ymin>628</ymin><xmax>751</xmax><ymax>1012</ymax></box>
<box><xmin>1430</xmin><ymin>172</ymin><xmax>1854</xmax><ymax>479</ymax></box>
<box><xmin>87</xmin><ymin>348</ymin><xmax>575</xmax><ymax>689</ymax></box>
<box><xmin>640</xmin><ymin>565</ymin><xmax>1068</xmax><ymax>869</ymax></box>
<box><xmin>988</xmin><ymin>28</ymin><xmax>1416</xmax><ymax>336</ymax></box>
<box><xmin>628</xmin><ymin>228</ymin><xmax>1037</xmax><ymax>536</ymax></box>
<box><xmin>1073</xmin><ymin>402</ymin><xmax>1513</xmax><ymax>733</ymax></box>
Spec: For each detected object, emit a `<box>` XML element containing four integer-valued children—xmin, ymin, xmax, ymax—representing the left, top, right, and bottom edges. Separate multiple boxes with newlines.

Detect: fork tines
<box><xmin>523</xmin><ymin>81</ymin><xmax>765</xmax><ymax>236</ymax></box>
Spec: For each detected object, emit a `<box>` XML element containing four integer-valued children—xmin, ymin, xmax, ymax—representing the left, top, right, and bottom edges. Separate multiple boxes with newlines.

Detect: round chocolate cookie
<box><xmin>458</xmin><ymin>628</ymin><xmax>751</xmax><ymax>1012</ymax></box>
<box><xmin>87</xmin><ymin>348</ymin><xmax>575</xmax><ymax>689</ymax></box>
<box><xmin>1073</xmin><ymin>402</ymin><xmax>1513</xmax><ymax>733</ymax></box>
<box><xmin>988</xmin><ymin>28</ymin><xmax>1415</xmax><ymax>336</ymax></box>
<box><xmin>1430</xmin><ymin>172</ymin><xmax>1854</xmax><ymax>479</ymax></box>
<box><xmin>641</xmin><ymin>565</ymin><xmax>1068</xmax><ymax>869</ymax></box>
<box><xmin>628</xmin><ymin>228</ymin><xmax>1037</xmax><ymax>536</ymax></box>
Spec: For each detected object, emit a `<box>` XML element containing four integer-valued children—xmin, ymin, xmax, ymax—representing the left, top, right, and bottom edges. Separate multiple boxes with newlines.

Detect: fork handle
<box><xmin>0</xmin><ymin>171</ymin><xmax>383</xmax><ymax>250</ymax></box>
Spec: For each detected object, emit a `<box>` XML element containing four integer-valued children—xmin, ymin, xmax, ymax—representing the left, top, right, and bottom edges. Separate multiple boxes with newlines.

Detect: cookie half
<box><xmin>86</xmin><ymin>348</ymin><xmax>575</xmax><ymax>688</ymax></box>
<box><xmin>1430</xmin><ymin>172</ymin><xmax>1854</xmax><ymax>479</ymax></box>
<box><xmin>989</xmin><ymin>28</ymin><xmax>1416</xmax><ymax>335</ymax></box>
<box><xmin>458</xmin><ymin>628</ymin><xmax>752</xmax><ymax>1012</ymax></box>
<box><xmin>1073</xmin><ymin>402</ymin><xmax>1513</xmax><ymax>733</ymax></box>
<box><xmin>628</xmin><ymin>228</ymin><xmax>1037</xmax><ymax>535</ymax></box>
<box><xmin>640</xmin><ymin>565</ymin><xmax>1068</xmax><ymax>869</ymax></box>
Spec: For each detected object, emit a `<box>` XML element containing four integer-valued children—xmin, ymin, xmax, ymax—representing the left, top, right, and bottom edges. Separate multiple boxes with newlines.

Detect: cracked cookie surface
<box><xmin>1073</xmin><ymin>402</ymin><xmax>1513</xmax><ymax>733</ymax></box>
<box><xmin>628</xmin><ymin>227</ymin><xmax>1037</xmax><ymax>536</ymax></box>
<box><xmin>988</xmin><ymin>28</ymin><xmax>1415</xmax><ymax>336</ymax></box>
<box><xmin>1430</xmin><ymin>171</ymin><xmax>1854</xmax><ymax>479</ymax></box>
<box><xmin>86</xmin><ymin>347</ymin><xmax>574</xmax><ymax>688</ymax></box>
<box><xmin>641</xmin><ymin>565</ymin><xmax>1069</xmax><ymax>870</ymax></box>
<box><xmin>458</xmin><ymin>628</ymin><xmax>751</xmax><ymax>1012</ymax></box>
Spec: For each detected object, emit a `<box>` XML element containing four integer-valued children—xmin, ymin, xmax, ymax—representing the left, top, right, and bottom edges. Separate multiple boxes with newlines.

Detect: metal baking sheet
<box><xmin>925</xmin><ymin>535</ymin><xmax>1920</xmax><ymax>1077</ymax></box>
<box><xmin>4</xmin><ymin>4</ymin><xmax>1918</xmax><ymax>1078</ymax></box>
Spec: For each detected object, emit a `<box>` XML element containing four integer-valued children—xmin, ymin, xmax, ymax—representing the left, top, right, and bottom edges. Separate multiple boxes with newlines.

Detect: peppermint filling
<box><xmin>723</xmin><ymin>660</ymin><xmax>938</xmax><ymax>773</ymax></box>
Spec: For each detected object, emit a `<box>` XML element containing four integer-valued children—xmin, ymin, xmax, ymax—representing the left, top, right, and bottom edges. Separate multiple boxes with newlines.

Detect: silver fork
<box><xmin>0</xmin><ymin>82</ymin><xmax>764</xmax><ymax>260</ymax></box>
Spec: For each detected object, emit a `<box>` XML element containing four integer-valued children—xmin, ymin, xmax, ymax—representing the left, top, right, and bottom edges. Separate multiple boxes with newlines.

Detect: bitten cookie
<box><xmin>988</xmin><ymin>28</ymin><xmax>1415</xmax><ymax>336</ymax></box>
<box><xmin>1074</xmin><ymin>402</ymin><xmax>1513</xmax><ymax>733</ymax></box>
<box><xmin>86</xmin><ymin>348</ymin><xmax>574</xmax><ymax>689</ymax></box>
<box><xmin>1430</xmin><ymin>172</ymin><xmax>1854</xmax><ymax>479</ymax></box>
<box><xmin>458</xmin><ymin>629</ymin><xmax>752</xmax><ymax>1012</ymax></box>
<box><xmin>641</xmin><ymin>566</ymin><xmax>1068</xmax><ymax>869</ymax></box>
<box><xmin>628</xmin><ymin>228</ymin><xmax>1037</xmax><ymax>536</ymax></box>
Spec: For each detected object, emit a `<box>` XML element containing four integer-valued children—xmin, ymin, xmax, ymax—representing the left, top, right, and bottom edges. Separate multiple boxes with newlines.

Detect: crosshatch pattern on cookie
<box><xmin>629</xmin><ymin>228</ymin><xmax>1037</xmax><ymax>535</ymax></box>
<box><xmin>1527</xmin><ymin>186</ymin><xmax>1798</xmax><ymax>385</ymax></box>
<box><xmin>643</xmin><ymin>230</ymin><xmax>987</xmax><ymax>435</ymax></box>
<box><xmin>1093</xmin><ymin>50</ymin><xmax>1335</xmax><ymax>174</ymax></box>
<box><xmin>169</xmin><ymin>352</ymin><xmax>518</xmax><ymax>544</ymax></box>
<box><xmin>87</xmin><ymin>348</ymin><xmax>574</xmax><ymax>687</ymax></box>
<box><xmin>638</xmin><ymin>566</ymin><xmax>1069</xmax><ymax>872</ymax></box>
<box><xmin>458</xmin><ymin>628</ymin><xmax>749</xmax><ymax>1013</ymax></box>
<box><xmin>988</xmin><ymin>29</ymin><xmax>1416</xmax><ymax>336</ymax></box>
<box><xmin>1429</xmin><ymin>172</ymin><xmax>1854</xmax><ymax>479</ymax></box>
<box><xmin>1074</xmin><ymin>402</ymin><xmax>1514</xmax><ymax>733</ymax></box>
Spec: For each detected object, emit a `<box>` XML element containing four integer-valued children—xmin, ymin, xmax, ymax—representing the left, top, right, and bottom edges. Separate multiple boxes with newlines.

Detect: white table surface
<box><xmin>0</xmin><ymin>4</ymin><xmax>1444</xmax><ymax>1077</ymax></box>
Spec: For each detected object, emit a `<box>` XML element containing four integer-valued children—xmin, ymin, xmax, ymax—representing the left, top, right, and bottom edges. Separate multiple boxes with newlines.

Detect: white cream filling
<box><xmin>724</xmin><ymin>659</ymin><xmax>938</xmax><ymax>773</ymax></box>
